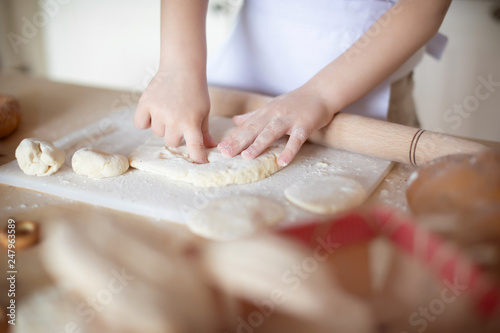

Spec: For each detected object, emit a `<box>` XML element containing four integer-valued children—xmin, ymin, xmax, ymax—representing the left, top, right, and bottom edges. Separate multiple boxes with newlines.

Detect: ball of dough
<box><xmin>72</xmin><ymin>148</ymin><xmax>129</xmax><ymax>179</ymax></box>
<box><xmin>0</xmin><ymin>94</ymin><xmax>22</xmax><ymax>139</ymax></box>
<box><xmin>15</xmin><ymin>138</ymin><xmax>66</xmax><ymax>176</ymax></box>
<box><xmin>284</xmin><ymin>176</ymin><xmax>367</xmax><ymax>214</ymax></box>
<box><xmin>187</xmin><ymin>196</ymin><xmax>285</xmax><ymax>241</ymax></box>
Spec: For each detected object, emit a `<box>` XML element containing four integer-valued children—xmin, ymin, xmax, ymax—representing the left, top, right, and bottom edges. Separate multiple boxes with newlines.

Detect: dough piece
<box><xmin>129</xmin><ymin>117</ymin><xmax>286</xmax><ymax>187</ymax></box>
<box><xmin>0</xmin><ymin>94</ymin><xmax>22</xmax><ymax>138</ymax></box>
<box><xmin>72</xmin><ymin>148</ymin><xmax>129</xmax><ymax>179</ymax></box>
<box><xmin>187</xmin><ymin>196</ymin><xmax>285</xmax><ymax>241</ymax></box>
<box><xmin>284</xmin><ymin>176</ymin><xmax>367</xmax><ymax>214</ymax></box>
<box><xmin>15</xmin><ymin>138</ymin><xmax>65</xmax><ymax>176</ymax></box>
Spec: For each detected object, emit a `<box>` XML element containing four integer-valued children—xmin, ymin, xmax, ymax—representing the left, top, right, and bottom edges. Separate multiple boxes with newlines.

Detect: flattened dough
<box><xmin>129</xmin><ymin>117</ymin><xmax>286</xmax><ymax>187</ymax></box>
<box><xmin>187</xmin><ymin>196</ymin><xmax>285</xmax><ymax>241</ymax></box>
<box><xmin>285</xmin><ymin>176</ymin><xmax>367</xmax><ymax>214</ymax></box>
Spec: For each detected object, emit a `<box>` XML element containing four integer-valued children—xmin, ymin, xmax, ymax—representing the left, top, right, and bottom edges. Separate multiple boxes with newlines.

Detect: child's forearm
<box><xmin>159</xmin><ymin>0</ymin><xmax>209</xmax><ymax>77</ymax></box>
<box><xmin>134</xmin><ymin>0</ymin><xmax>213</xmax><ymax>164</ymax></box>
<box><xmin>308</xmin><ymin>0</ymin><xmax>452</xmax><ymax>114</ymax></box>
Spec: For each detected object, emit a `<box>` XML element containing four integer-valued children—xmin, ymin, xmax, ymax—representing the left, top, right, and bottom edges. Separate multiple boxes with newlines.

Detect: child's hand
<box><xmin>218</xmin><ymin>84</ymin><xmax>336</xmax><ymax>166</ymax></box>
<box><xmin>134</xmin><ymin>71</ymin><xmax>216</xmax><ymax>164</ymax></box>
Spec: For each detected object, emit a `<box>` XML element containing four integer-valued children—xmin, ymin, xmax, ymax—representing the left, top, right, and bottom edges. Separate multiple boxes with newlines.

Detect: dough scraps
<box><xmin>187</xmin><ymin>196</ymin><xmax>285</xmax><ymax>241</ymax></box>
<box><xmin>284</xmin><ymin>176</ymin><xmax>367</xmax><ymax>214</ymax></box>
<box><xmin>128</xmin><ymin>117</ymin><xmax>287</xmax><ymax>187</ymax></box>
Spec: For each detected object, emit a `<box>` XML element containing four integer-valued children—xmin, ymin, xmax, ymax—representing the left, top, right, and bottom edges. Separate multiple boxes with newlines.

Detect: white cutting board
<box><xmin>0</xmin><ymin>110</ymin><xmax>393</xmax><ymax>226</ymax></box>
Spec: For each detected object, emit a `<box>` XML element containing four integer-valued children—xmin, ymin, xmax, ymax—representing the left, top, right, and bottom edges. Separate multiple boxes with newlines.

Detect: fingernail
<box><xmin>193</xmin><ymin>157</ymin><xmax>209</xmax><ymax>164</ymax></box>
<box><xmin>221</xmin><ymin>147</ymin><xmax>232</xmax><ymax>157</ymax></box>
<box><xmin>241</xmin><ymin>150</ymin><xmax>251</xmax><ymax>159</ymax></box>
<box><xmin>278</xmin><ymin>158</ymin><xmax>288</xmax><ymax>167</ymax></box>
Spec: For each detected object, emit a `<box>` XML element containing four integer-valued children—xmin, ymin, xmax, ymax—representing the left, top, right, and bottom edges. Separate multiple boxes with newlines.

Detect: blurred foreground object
<box><xmin>406</xmin><ymin>150</ymin><xmax>500</xmax><ymax>215</ymax></box>
<box><xmin>0</xmin><ymin>220</ymin><xmax>40</xmax><ymax>250</ymax></box>
<box><xmin>13</xmin><ymin>206</ymin><xmax>500</xmax><ymax>332</ymax></box>
<box><xmin>406</xmin><ymin>150</ymin><xmax>500</xmax><ymax>277</ymax></box>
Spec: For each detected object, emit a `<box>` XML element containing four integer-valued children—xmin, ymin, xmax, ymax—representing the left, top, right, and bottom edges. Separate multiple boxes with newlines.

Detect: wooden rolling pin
<box><xmin>209</xmin><ymin>86</ymin><xmax>488</xmax><ymax>166</ymax></box>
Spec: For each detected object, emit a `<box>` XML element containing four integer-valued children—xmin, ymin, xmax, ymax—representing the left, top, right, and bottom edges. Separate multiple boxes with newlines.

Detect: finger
<box><xmin>241</xmin><ymin>119</ymin><xmax>288</xmax><ymax>160</ymax></box>
<box><xmin>218</xmin><ymin>110</ymin><xmax>260</xmax><ymax>149</ymax></box>
<box><xmin>201</xmin><ymin>116</ymin><xmax>217</xmax><ymax>148</ymax></box>
<box><xmin>151</xmin><ymin>119</ymin><xmax>165</xmax><ymax>138</ymax></box>
<box><xmin>134</xmin><ymin>104</ymin><xmax>151</xmax><ymax>129</ymax></box>
<box><xmin>164</xmin><ymin>132</ymin><xmax>183</xmax><ymax>147</ymax></box>
<box><xmin>218</xmin><ymin>126</ymin><xmax>241</xmax><ymax>150</ymax></box>
<box><xmin>184</xmin><ymin>129</ymin><xmax>208</xmax><ymax>164</ymax></box>
<box><xmin>219</xmin><ymin>121</ymin><xmax>265</xmax><ymax>157</ymax></box>
<box><xmin>233</xmin><ymin>109</ymin><xmax>258</xmax><ymax>126</ymax></box>
<box><xmin>277</xmin><ymin>127</ymin><xmax>308</xmax><ymax>167</ymax></box>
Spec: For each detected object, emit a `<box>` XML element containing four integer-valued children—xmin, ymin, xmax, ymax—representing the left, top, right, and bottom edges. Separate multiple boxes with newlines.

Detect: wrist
<box><xmin>302</xmin><ymin>79</ymin><xmax>342</xmax><ymax>118</ymax></box>
<box><xmin>156</xmin><ymin>61</ymin><xmax>207</xmax><ymax>84</ymax></box>
<box><xmin>159</xmin><ymin>55</ymin><xmax>206</xmax><ymax>75</ymax></box>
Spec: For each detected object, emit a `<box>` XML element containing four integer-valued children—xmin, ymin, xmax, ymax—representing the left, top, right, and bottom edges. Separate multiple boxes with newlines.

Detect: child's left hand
<box><xmin>218</xmin><ymin>84</ymin><xmax>336</xmax><ymax>166</ymax></box>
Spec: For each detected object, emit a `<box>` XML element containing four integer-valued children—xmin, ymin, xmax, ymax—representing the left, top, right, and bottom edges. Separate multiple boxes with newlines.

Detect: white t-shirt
<box><xmin>207</xmin><ymin>0</ymin><xmax>446</xmax><ymax>120</ymax></box>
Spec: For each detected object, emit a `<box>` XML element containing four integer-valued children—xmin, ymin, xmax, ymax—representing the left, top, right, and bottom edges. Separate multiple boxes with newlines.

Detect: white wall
<box><xmin>414</xmin><ymin>0</ymin><xmax>500</xmax><ymax>142</ymax></box>
<box><xmin>39</xmin><ymin>0</ymin><xmax>238</xmax><ymax>91</ymax></box>
<box><xmin>42</xmin><ymin>0</ymin><xmax>161</xmax><ymax>90</ymax></box>
<box><xmin>0</xmin><ymin>0</ymin><xmax>46</xmax><ymax>74</ymax></box>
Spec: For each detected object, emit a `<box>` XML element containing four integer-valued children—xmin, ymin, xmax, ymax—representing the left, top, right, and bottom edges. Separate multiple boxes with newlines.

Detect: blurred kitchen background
<box><xmin>0</xmin><ymin>0</ymin><xmax>499</xmax><ymax>142</ymax></box>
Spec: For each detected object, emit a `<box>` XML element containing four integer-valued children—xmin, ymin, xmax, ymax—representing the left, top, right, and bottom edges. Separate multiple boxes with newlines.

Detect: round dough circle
<box><xmin>187</xmin><ymin>196</ymin><xmax>285</xmax><ymax>241</ymax></box>
<box><xmin>284</xmin><ymin>176</ymin><xmax>367</xmax><ymax>214</ymax></box>
<box><xmin>15</xmin><ymin>138</ymin><xmax>66</xmax><ymax>176</ymax></box>
<box><xmin>72</xmin><ymin>148</ymin><xmax>129</xmax><ymax>179</ymax></box>
<box><xmin>128</xmin><ymin>117</ymin><xmax>286</xmax><ymax>187</ymax></box>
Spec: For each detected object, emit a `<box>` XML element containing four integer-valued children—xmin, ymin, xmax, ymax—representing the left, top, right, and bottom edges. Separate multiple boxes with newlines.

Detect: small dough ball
<box><xmin>285</xmin><ymin>176</ymin><xmax>367</xmax><ymax>214</ymax></box>
<box><xmin>0</xmin><ymin>94</ymin><xmax>22</xmax><ymax>139</ymax></box>
<box><xmin>15</xmin><ymin>138</ymin><xmax>66</xmax><ymax>176</ymax></box>
<box><xmin>72</xmin><ymin>148</ymin><xmax>129</xmax><ymax>179</ymax></box>
<box><xmin>187</xmin><ymin>196</ymin><xmax>285</xmax><ymax>241</ymax></box>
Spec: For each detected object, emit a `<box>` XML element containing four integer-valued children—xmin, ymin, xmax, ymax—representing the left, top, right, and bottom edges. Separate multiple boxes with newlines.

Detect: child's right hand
<box><xmin>134</xmin><ymin>70</ymin><xmax>216</xmax><ymax>164</ymax></box>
